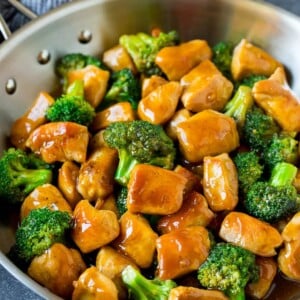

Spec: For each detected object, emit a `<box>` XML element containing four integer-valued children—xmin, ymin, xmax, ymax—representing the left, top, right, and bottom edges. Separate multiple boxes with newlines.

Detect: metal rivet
<box><xmin>5</xmin><ymin>78</ymin><xmax>17</xmax><ymax>94</ymax></box>
<box><xmin>37</xmin><ymin>49</ymin><xmax>51</xmax><ymax>64</ymax></box>
<box><xmin>78</xmin><ymin>30</ymin><xmax>92</xmax><ymax>44</ymax></box>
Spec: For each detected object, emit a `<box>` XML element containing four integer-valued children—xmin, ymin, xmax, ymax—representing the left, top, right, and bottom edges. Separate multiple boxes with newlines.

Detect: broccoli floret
<box><xmin>119</xmin><ymin>30</ymin><xmax>179</xmax><ymax>76</ymax></box>
<box><xmin>244</xmin><ymin>162</ymin><xmax>298</xmax><ymax>223</ymax></box>
<box><xmin>103</xmin><ymin>68</ymin><xmax>141</xmax><ymax>110</ymax></box>
<box><xmin>103</xmin><ymin>120</ymin><xmax>176</xmax><ymax>186</ymax></box>
<box><xmin>223</xmin><ymin>85</ymin><xmax>254</xmax><ymax>129</ymax></box>
<box><xmin>0</xmin><ymin>148</ymin><xmax>52</xmax><ymax>204</ymax></box>
<box><xmin>237</xmin><ymin>74</ymin><xmax>268</xmax><ymax>88</ymax></box>
<box><xmin>243</xmin><ymin>106</ymin><xmax>280</xmax><ymax>152</ymax></box>
<box><xmin>233</xmin><ymin>151</ymin><xmax>264</xmax><ymax>194</ymax></box>
<box><xmin>263</xmin><ymin>133</ymin><xmax>299</xmax><ymax>171</ymax></box>
<box><xmin>46</xmin><ymin>80</ymin><xmax>95</xmax><ymax>126</ymax></box>
<box><xmin>116</xmin><ymin>186</ymin><xmax>128</xmax><ymax>216</ymax></box>
<box><xmin>122</xmin><ymin>265</ymin><xmax>177</xmax><ymax>300</ymax></box>
<box><xmin>212</xmin><ymin>41</ymin><xmax>234</xmax><ymax>78</ymax></box>
<box><xmin>198</xmin><ymin>243</ymin><xmax>259</xmax><ymax>300</ymax></box>
<box><xmin>15</xmin><ymin>208</ymin><xmax>72</xmax><ymax>262</ymax></box>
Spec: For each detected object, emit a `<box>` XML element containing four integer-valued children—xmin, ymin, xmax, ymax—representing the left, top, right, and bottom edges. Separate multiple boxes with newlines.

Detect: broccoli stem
<box><xmin>66</xmin><ymin>79</ymin><xmax>85</xmax><ymax>97</ymax></box>
<box><xmin>270</xmin><ymin>162</ymin><xmax>297</xmax><ymax>187</ymax></box>
<box><xmin>227</xmin><ymin>289</ymin><xmax>245</xmax><ymax>300</ymax></box>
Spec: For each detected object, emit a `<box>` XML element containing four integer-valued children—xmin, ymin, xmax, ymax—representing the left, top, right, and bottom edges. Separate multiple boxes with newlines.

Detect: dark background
<box><xmin>0</xmin><ymin>0</ymin><xmax>300</xmax><ymax>299</ymax></box>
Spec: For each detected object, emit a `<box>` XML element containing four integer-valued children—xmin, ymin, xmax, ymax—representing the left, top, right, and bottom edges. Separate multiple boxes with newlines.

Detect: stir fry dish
<box><xmin>2</xmin><ymin>28</ymin><xmax>300</xmax><ymax>300</ymax></box>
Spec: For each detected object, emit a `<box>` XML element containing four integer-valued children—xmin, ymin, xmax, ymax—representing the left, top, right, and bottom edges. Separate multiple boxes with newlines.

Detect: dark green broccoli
<box><xmin>244</xmin><ymin>162</ymin><xmax>298</xmax><ymax>223</ymax></box>
<box><xmin>122</xmin><ymin>265</ymin><xmax>177</xmax><ymax>300</ymax></box>
<box><xmin>103</xmin><ymin>68</ymin><xmax>141</xmax><ymax>110</ymax></box>
<box><xmin>0</xmin><ymin>148</ymin><xmax>52</xmax><ymax>204</ymax></box>
<box><xmin>46</xmin><ymin>80</ymin><xmax>95</xmax><ymax>126</ymax></box>
<box><xmin>198</xmin><ymin>243</ymin><xmax>259</xmax><ymax>300</ymax></box>
<box><xmin>103</xmin><ymin>120</ymin><xmax>176</xmax><ymax>186</ymax></box>
<box><xmin>262</xmin><ymin>133</ymin><xmax>299</xmax><ymax>171</ymax></box>
<box><xmin>233</xmin><ymin>151</ymin><xmax>264</xmax><ymax>194</ymax></box>
<box><xmin>243</xmin><ymin>105</ymin><xmax>280</xmax><ymax>152</ymax></box>
<box><xmin>212</xmin><ymin>41</ymin><xmax>234</xmax><ymax>78</ymax></box>
<box><xmin>119</xmin><ymin>30</ymin><xmax>179</xmax><ymax>76</ymax></box>
<box><xmin>237</xmin><ymin>74</ymin><xmax>268</xmax><ymax>89</ymax></box>
<box><xmin>223</xmin><ymin>85</ymin><xmax>254</xmax><ymax>129</ymax></box>
<box><xmin>116</xmin><ymin>186</ymin><xmax>128</xmax><ymax>216</ymax></box>
<box><xmin>15</xmin><ymin>208</ymin><xmax>72</xmax><ymax>262</ymax></box>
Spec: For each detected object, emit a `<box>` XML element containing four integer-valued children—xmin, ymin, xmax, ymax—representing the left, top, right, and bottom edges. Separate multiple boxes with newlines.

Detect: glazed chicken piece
<box><xmin>203</xmin><ymin>153</ymin><xmax>238</xmax><ymax>212</ymax></box>
<box><xmin>95</xmin><ymin>194</ymin><xmax>119</xmax><ymax>217</ymax></box>
<box><xmin>10</xmin><ymin>92</ymin><xmax>55</xmax><ymax>149</ymax></box>
<box><xmin>67</xmin><ymin>65</ymin><xmax>110</xmax><ymax>107</ymax></box>
<box><xmin>72</xmin><ymin>266</ymin><xmax>118</xmax><ymax>300</ymax></box>
<box><xmin>157</xmin><ymin>191</ymin><xmax>215</xmax><ymax>234</ymax></box>
<box><xmin>177</xmin><ymin>109</ymin><xmax>239</xmax><ymax>163</ymax></box>
<box><xmin>156</xmin><ymin>226</ymin><xmax>210</xmax><ymax>280</ymax></box>
<box><xmin>72</xmin><ymin>200</ymin><xmax>120</xmax><ymax>253</ymax></box>
<box><xmin>253</xmin><ymin>67</ymin><xmax>300</xmax><ymax>132</ymax></box>
<box><xmin>25</xmin><ymin>121</ymin><xmax>89</xmax><ymax>164</ymax></box>
<box><xmin>138</xmin><ymin>81</ymin><xmax>183</xmax><ymax>125</ymax></box>
<box><xmin>155</xmin><ymin>39</ymin><xmax>212</xmax><ymax>81</ymax></box>
<box><xmin>219</xmin><ymin>212</ymin><xmax>283</xmax><ymax>256</ymax></box>
<box><xmin>168</xmin><ymin>286</ymin><xmax>228</xmax><ymax>300</ymax></box>
<box><xmin>231</xmin><ymin>38</ymin><xmax>282</xmax><ymax>81</ymax></box>
<box><xmin>28</xmin><ymin>243</ymin><xmax>86</xmax><ymax>299</ymax></box>
<box><xmin>141</xmin><ymin>75</ymin><xmax>168</xmax><ymax>98</ymax></box>
<box><xmin>180</xmin><ymin>60</ymin><xmax>233</xmax><ymax>112</ymax></box>
<box><xmin>20</xmin><ymin>183</ymin><xmax>72</xmax><ymax>220</ymax></box>
<box><xmin>77</xmin><ymin>147</ymin><xmax>118</xmax><ymax>201</ymax></box>
<box><xmin>102</xmin><ymin>44</ymin><xmax>137</xmax><ymax>73</ymax></box>
<box><xmin>127</xmin><ymin>164</ymin><xmax>187</xmax><ymax>215</ymax></box>
<box><xmin>113</xmin><ymin>211</ymin><xmax>158</xmax><ymax>268</ymax></box>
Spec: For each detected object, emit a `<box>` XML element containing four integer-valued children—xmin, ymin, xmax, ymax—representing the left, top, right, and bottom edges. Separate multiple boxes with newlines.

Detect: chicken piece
<box><xmin>91</xmin><ymin>102</ymin><xmax>135</xmax><ymax>132</ymax></box>
<box><xmin>72</xmin><ymin>266</ymin><xmax>118</xmax><ymax>300</ymax></box>
<box><xmin>180</xmin><ymin>60</ymin><xmax>233</xmax><ymax>112</ymax></box>
<box><xmin>102</xmin><ymin>44</ymin><xmax>137</xmax><ymax>73</ymax></box>
<box><xmin>141</xmin><ymin>75</ymin><xmax>168</xmax><ymax>98</ymax></box>
<box><xmin>137</xmin><ymin>81</ymin><xmax>183</xmax><ymax>125</ymax></box>
<box><xmin>10</xmin><ymin>92</ymin><xmax>55</xmax><ymax>149</ymax></box>
<box><xmin>156</xmin><ymin>226</ymin><xmax>210</xmax><ymax>280</ymax></box>
<box><xmin>20</xmin><ymin>183</ymin><xmax>72</xmax><ymax>220</ymax></box>
<box><xmin>177</xmin><ymin>109</ymin><xmax>239</xmax><ymax>163</ymax></box>
<box><xmin>168</xmin><ymin>286</ymin><xmax>228</xmax><ymax>300</ymax></box>
<box><xmin>219</xmin><ymin>212</ymin><xmax>283</xmax><ymax>256</ymax></box>
<box><xmin>174</xmin><ymin>165</ymin><xmax>201</xmax><ymax>194</ymax></box>
<box><xmin>89</xmin><ymin>130</ymin><xmax>107</xmax><ymax>151</ymax></box>
<box><xmin>28</xmin><ymin>243</ymin><xmax>86</xmax><ymax>299</ymax></box>
<box><xmin>231</xmin><ymin>38</ymin><xmax>282</xmax><ymax>81</ymax></box>
<box><xmin>127</xmin><ymin>164</ymin><xmax>187</xmax><ymax>215</ymax></box>
<box><xmin>281</xmin><ymin>211</ymin><xmax>300</xmax><ymax>242</ymax></box>
<box><xmin>58</xmin><ymin>161</ymin><xmax>81</xmax><ymax>208</ymax></box>
<box><xmin>68</xmin><ymin>65</ymin><xmax>110</xmax><ymax>107</ymax></box>
<box><xmin>25</xmin><ymin>121</ymin><xmax>89</xmax><ymax>164</ymax></box>
<box><xmin>96</xmin><ymin>246</ymin><xmax>138</xmax><ymax>300</ymax></box>
<box><xmin>77</xmin><ymin>147</ymin><xmax>118</xmax><ymax>201</ymax></box>
<box><xmin>155</xmin><ymin>39</ymin><xmax>212</xmax><ymax>81</ymax></box>
<box><xmin>246</xmin><ymin>257</ymin><xmax>277</xmax><ymax>300</ymax></box>
<box><xmin>113</xmin><ymin>211</ymin><xmax>158</xmax><ymax>268</ymax></box>
<box><xmin>166</xmin><ymin>108</ymin><xmax>192</xmax><ymax>141</ymax></box>
<box><xmin>203</xmin><ymin>153</ymin><xmax>238</xmax><ymax>212</ymax></box>
<box><xmin>72</xmin><ymin>200</ymin><xmax>120</xmax><ymax>253</ymax></box>
<box><xmin>293</xmin><ymin>169</ymin><xmax>300</xmax><ymax>193</ymax></box>
<box><xmin>253</xmin><ymin>67</ymin><xmax>300</xmax><ymax>132</ymax></box>
<box><xmin>157</xmin><ymin>191</ymin><xmax>215</xmax><ymax>234</ymax></box>
<box><xmin>95</xmin><ymin>194</ymin><xmax>119</xmax><ymax>216</ymax></box>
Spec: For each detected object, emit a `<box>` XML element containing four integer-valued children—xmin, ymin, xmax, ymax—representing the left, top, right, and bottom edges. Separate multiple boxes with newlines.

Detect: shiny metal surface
<box><xmin>1</xmin><ymin>0</ymin><xmax>300</xmax><ymax>299</ymax></box>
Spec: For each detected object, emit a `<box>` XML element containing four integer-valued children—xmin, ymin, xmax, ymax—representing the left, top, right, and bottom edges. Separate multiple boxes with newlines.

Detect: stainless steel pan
<box><xmin>1</xmin><ymin>0</ymin><xmax>300</xmax><ymax>299</ymax></box>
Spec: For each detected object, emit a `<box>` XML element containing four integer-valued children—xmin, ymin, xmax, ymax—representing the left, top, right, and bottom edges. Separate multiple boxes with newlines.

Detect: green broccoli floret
<box><xmin>223</xmin><ymin>85</ymin><xmax>254</xmax><ymax>129</ymax></box>
<box><xmin>103</xmin><ymin>68</ymin><xmax>141</xmax><ymax>110</ymax></box>
<box><xmin>103</xmin><ymin>120</ymin><xmax>176</xmax><ymax>186</ymax></box>
<box><xmin>262</xmin><ymin>133</ymin><xmax>299</xmax><ymax>171</ymax></box>
<box><xmin>198</xmin><ymin>243</ymin><xmax>259</xmax><ymax>300</ymax></box>
<box><xmin>116</xmin><ymin>186</ymin><xmax>128</xmax><ymax>216</ymax></box>
<box><xmin>233</xmin><ymin>151</ymin><xmax>264</xmax><ymax>194</ymax></box>
<box><xmin>0</xmin><ymin>148</ymin><xmax>52</xmax><ymax>204</ymax></box>
<box><xmin>119</xmin><ymin>30</ymin><xmax>179</xmax><ymax>76</ymax></box>
<box><xmin>237</xmin><ymin>74</ymin><xmax>268</xmax><ymax>88</ymax></box>
<box><xmin>122</xmin><ymin>265</ymin><xmax>177</xmax><ymax>300</ymax></box>
<box><xmin>212</xmin><ymin>41</ymin><xmax>234</xmax><ymax>78</ymax></box>
<box><xmin>243</xmin><ymin>106</ymin><xmax>280</xmax><ymax>152</ymax></box>
<box><xmin>244</xmin><ymin>162</ymin><xmax>298</xmax><ymax>223</ymax></box>
<box><xmin>46</xmin><ymin>80</ymin><xmax>95</xmax><ymax>126</ymax></box>
<box><xmin>15</xmin><ymin>208</ymin><xmax>72</xmax><ymax>262</ymax></box>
